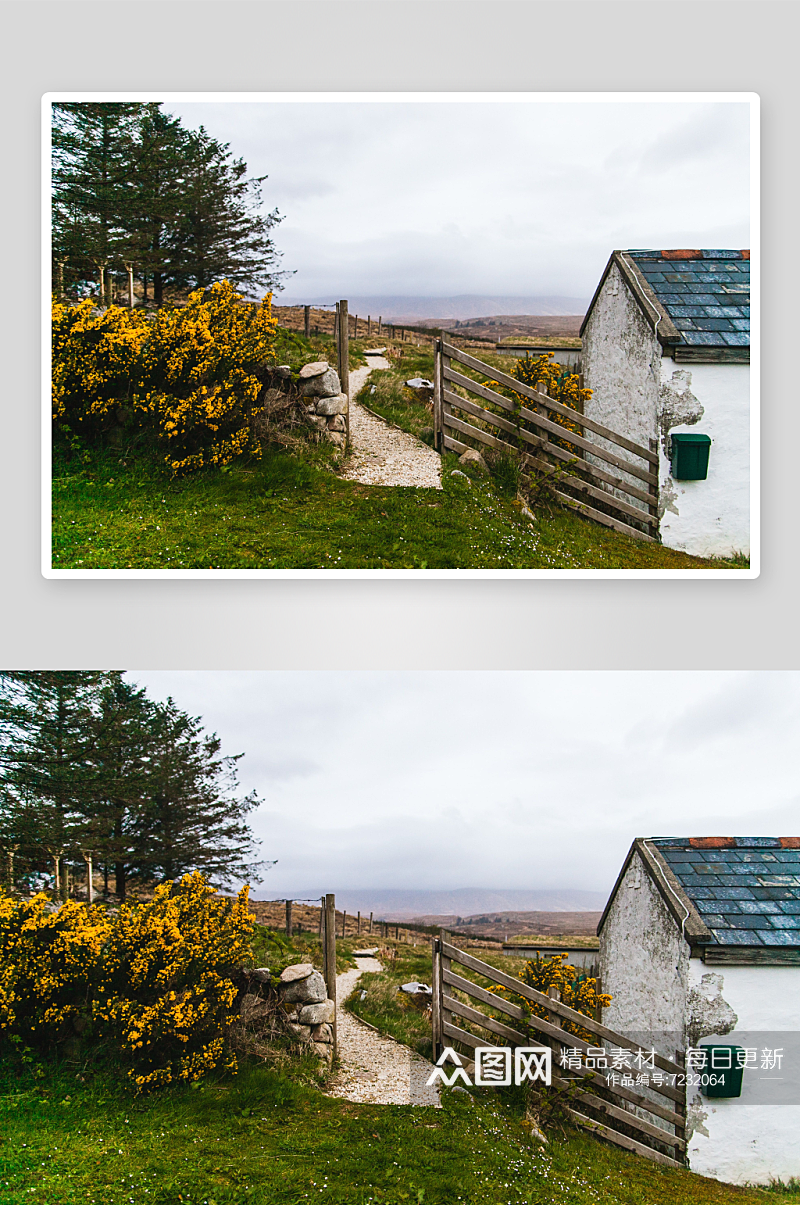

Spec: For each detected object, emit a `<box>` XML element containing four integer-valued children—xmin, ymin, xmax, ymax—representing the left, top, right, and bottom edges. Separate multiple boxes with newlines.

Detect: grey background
<box><xmin>3</xmin><ymin>1</ymin><xmax>795</xmax><ymax>670</ymax></box>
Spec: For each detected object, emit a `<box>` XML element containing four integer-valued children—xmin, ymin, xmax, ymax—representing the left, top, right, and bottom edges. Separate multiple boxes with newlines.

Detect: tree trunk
<box><xmin>154</xmin><ymin>272</ymin><xmax>163</xmax><ymax>306</ymax></box>
<box><xmin>115</xmin><ymin>860</ymin><xmax>126</xmax><ymax>902</ymax></box>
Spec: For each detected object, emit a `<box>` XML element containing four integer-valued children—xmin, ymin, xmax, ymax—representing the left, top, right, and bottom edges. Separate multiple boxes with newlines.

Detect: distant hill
<box><xmin>252</xmin><ymin>888</ymin><xmax>607</xmax><ymax>919</ymax></box>
<box><xmin>409</xmin><ymin>910</ymin><xmax>603</xmax><ymax>940</ymax></box>
<box><xmin>276</xmin><ymin>295</ymin><xmax>589</xmax><ymax>322</ymax></box>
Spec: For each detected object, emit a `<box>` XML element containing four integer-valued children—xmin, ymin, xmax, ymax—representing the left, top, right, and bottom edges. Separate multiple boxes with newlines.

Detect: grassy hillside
<box><xmin>50</xmin><ymin>332</ymin><xmax>747</xmax><ymax>572</ymax></box>
<box><xmin>3</xmin><ymin>929</ymin><xmax>794</xmax><ymax>1204</ymax></box>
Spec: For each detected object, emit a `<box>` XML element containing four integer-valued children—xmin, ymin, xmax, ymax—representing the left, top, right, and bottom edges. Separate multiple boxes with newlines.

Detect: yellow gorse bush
<box><xmin>52</xmin><ymin>281</ymin><xmax>278</xmax><ymax>472</ymax></box>
<box><xmin>483</xmin><ymin>351</ymin><xmax>592</xmax><ymax>451</ymax></box>
<box><xmin>488</xmin><ymin>952</ymin><xmax>612</xmax><ymax>1044</ymax></box>
<box><xmin>0</xmin><ymin>872</ymin><xmax>253</xmax><ymax>1089</ymax></box>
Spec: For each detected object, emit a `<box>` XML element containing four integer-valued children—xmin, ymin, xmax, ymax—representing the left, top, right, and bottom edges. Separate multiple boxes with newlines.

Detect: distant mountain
<box><xmin>276</xmin><ymin>295</ymin><xmax>589</xmax><ymax>322</ymax></box>
<box><xmin>251</xmin><ymin>888</ymin><xmax>608</xmax><ymax>919</ymax></box>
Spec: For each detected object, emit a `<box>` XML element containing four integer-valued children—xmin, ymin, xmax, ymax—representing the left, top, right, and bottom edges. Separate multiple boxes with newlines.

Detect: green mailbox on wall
<box><xmin>671</xmin><ymin>432</ymin><xmax>711</xmax><ymax>481</ymax></box>
<box><xmin>699</xmin><ymin>1045</ymin><xmax>745</xmax><ymax>1098</ymax></box>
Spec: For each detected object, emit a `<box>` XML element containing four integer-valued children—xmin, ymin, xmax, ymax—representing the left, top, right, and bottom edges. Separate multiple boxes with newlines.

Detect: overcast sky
<box><xmin>126</xmin><ymin>671</ymin><xmax>795</xmax><ymax>901</ymax></box>
<box><xmin>162</xmin><ymin>96</ymin><xmax>751</xmax><ymax>304</ymax></box>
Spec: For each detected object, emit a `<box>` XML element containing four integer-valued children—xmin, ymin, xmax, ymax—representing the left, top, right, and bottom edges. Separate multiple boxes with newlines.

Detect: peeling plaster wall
<box><xmin>599</xmin><ymin>852</ymin><xmax>688</xmax><ymax>1059</ymax></box>
<box><xmin>658</xmin><ymin>358</ymin><xmax>750</xmax><ymax>559</ymax></box>
<box><xmin>685</xmin><ymin>959</ymin><xmax>800</xmax><ymax>1185</ymax></box>
<box><xmin>582</xmin><ymin>266</ymin><xmax>750</xmax><ymax>554</ymax></box>
<box><xmin>582</xmin><ymin>263</ymin><xmax>659</xmax><ymax>508</ymax></box>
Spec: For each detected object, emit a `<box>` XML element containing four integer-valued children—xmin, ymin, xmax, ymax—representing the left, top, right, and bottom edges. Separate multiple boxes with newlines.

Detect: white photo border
<box><xmin>41</xmin><ymin>90</ymin><xmax>760</xmax><ymax>580</ymax></box>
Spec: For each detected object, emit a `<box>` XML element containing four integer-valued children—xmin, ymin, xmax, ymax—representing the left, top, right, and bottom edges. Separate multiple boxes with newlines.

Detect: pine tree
<box><xmin>51</xmin><ymin>101</ymin><xmax>291</xmax><ymax>305</ymax></box>
<box><xmin>0</xmin><ymin>672</ymin><xmax>269</xmax><ymax>898</ymax></box>
<box><xmin>130</xmin><ymin>697</ymin><xmax>266</xmax><ymax>888</ymax></box>
<box><xmin>170</xmin><ymin>125</ymin><xmax>289</xmax><ymax>296</ymax></box>
<box><xmin>0</xmin><ymin>671</ymin><xmax>108</xmax><ymax>891</ymax></box>
<box><xmin>51</xmin><ymin>103</ymin><xmax>144</xmax><ymax>301</ymax></box>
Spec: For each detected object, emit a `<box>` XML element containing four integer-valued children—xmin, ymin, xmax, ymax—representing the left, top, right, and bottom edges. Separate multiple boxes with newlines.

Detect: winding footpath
<box><xmin>340</xmin><ymin>358</ymin><xmax>442</xmax><ymax>490</ymax></box>
<box><xmin>325</xmin><ymin>955</ymin><xmax>441</xmax><ymax>1107</ymax></box>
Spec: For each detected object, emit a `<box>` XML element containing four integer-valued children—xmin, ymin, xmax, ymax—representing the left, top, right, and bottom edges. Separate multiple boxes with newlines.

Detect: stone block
<box><xmin>459</xmin><ymin>448</ymin><xmax>489</xmax><ymax>474</ymax></box>
<box><xmin>301</xmin><ymin>369</ymin><xmax>341</xmax><ymax>398</ymax></box>
<box><xmin>280</xmin><ymin>969</ymin><xmax>327</xmax><ymax>1004</ymax></box>
<box><xmin>285</xmin><ymin>1023</ymin><xmax>312</xmax><ymax>1042</ymax></box>
<box><xmin>280</xmin><ymin>963</ymin><xmax>314</xmax><ymax>983</ymax></box>
<box><xmin>298</xmin><ymin>360</ymin><xmax>330</xmax><ymax>380</ymax></box>
<box><xmin>315</xmin><ymin>393</ymin><xmax>347</xmax><ymax>416</ymax></box>
<box><xmin>298</xmin><ymin>999</ymin><xmax>335</xmax><ymax>1026</ymax></box>
<box><xmin>311</xmin><ymin>1023</ymin><xmax>333</xmax><ymax>1043</ymax></box>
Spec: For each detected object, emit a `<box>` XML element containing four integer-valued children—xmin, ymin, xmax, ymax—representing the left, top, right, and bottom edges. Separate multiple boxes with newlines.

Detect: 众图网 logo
<box><xmin>426</xmin><ymin>1046</ymin><xmax>551</xmax><ymax>1088</ymax></box>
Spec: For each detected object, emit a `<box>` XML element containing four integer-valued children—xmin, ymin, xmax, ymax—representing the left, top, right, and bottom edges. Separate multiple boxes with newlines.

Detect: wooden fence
<box><xmin>432</xmin><ymin>340</ymin><xmax>659</xmax><ymax>542</ymax></box>
<box><xmin>431</xmin><ymin>936</ymin><xmax>687</xmax><ymax>1169</ymax></box>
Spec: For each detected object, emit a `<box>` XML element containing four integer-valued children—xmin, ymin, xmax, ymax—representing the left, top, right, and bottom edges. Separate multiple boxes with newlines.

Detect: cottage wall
<box><xmin>685</xmin><ymin>959</ymin><xmax>800</xmax><ymax>1185</ymax></box>
<box><xmin>657</xmin><ymin>358</ymin><xmax>750</xmax><ymax>559</ymax></box>
<box><xmin>581</xmin><ymin>261</ymin><xmax>660</xmax><ymax>484</ymax></box>
<box><xmin>599</xmin><ymin>850</ymin><xmax>688</xmax><ymax>1059</ymax></box>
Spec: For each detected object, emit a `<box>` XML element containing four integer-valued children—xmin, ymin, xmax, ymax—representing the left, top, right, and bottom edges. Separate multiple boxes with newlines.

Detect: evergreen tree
<box><xmin>51</xmin><ymin>101</ymin><xmax>290</xmax><ymax>304</ymax></box>
<box><xmin>0</xmin><ymin>671</ymin><xmax>108</xmax><ymax>887</ymax></box>
<box><xmin>170</xmin><ymin>125</ymin><xmax>288</xmax><ymax>296</ymax></box>
<box><xmin>87</xmin><ymin>675</ymin><xmax>157</xmax><ymax>902</ymax></box>
<box><xmin>0</xmin><ymin>672</ymin><xmax>268</xmax><ymax>897</ymax></box>
<box><xmin>51</xmin><ymin>103</ymin><xmax>144</xmax><ymax>299</ymax></box>
<box><xmin>130</xmin><ymin>697</ymin><xmax>266</xmax><ymax>888</ymax></box>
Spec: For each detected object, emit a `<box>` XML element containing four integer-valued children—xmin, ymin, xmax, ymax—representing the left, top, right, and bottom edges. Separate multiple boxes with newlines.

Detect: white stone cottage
<box><xmin>580</xmin><ymin>250</ymin><xmax>750</xmax><ymax>559</ymax></box>
<box><xmin>598</xmin><ymin>837</ymin><xmax>800</xmax><ymax>1185</ymax></box>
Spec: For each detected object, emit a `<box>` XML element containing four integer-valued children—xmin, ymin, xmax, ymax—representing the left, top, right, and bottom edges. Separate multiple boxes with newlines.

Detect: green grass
<box><xmin>2</xmin><ymin>1039</ymin><xmax>794</xmax><ymax>1204</ymax></box>
<box><xmin>1</xmin><ymin>931</ymin><xmax>794</xmax><ymax>1205</ymax></box>
<box><xmin>50</xmin><ymin>332</ymin><xmax>748</xmax><ymax>572</ymax></box>
<box><xmin>51</xmin><ymin>444</ymin><xmax>747</xmax><ymax>572</ymax></box>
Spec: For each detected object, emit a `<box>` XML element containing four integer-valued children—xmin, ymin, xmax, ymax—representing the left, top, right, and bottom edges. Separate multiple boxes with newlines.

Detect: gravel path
<box><xmin>326</xmin><ymin>957</ymin><xmax>441</xmax><ymax>1107</ymax></box>
<box><xmin>340</xmin><ymin>359</ymin><xmax>442</xmax><ymax>489</ymax></box>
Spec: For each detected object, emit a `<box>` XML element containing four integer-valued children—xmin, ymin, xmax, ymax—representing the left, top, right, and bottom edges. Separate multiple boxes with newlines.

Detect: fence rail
<box><xmin>432</xmin><ymin>936</ymin><xmax>686</xmax><ymax>1169</ymax></box>
<box><xmin>433</xmin><ymin>341</ymin><xmax>659</xmax><ymax>542</ymax></box>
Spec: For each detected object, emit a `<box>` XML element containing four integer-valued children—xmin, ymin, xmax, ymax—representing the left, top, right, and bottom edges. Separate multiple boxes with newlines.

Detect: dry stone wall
<box><xmin>238</xmin><ymin>962</ymin><xmax>335</xmax><ymax>1064</ymax></box>
<box><xmin>298</xmin><ymin>361</ymin><xmax>347</xmax><ymax>448</ymax></box>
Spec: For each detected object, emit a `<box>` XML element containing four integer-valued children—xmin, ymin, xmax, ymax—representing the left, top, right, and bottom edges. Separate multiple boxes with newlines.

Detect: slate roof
<box><xmin>651</xmin><ymin>837</ymin><xmax>800</xmax><ymax>947</ymax></box>
<box><xmin>626</xmin><ymin>250</ymin><xmax>750</xmax><ymax>349</ymax></box>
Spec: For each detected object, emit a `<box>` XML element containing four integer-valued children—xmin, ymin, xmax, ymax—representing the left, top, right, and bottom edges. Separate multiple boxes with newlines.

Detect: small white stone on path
<box><xmin>326</xmin><ymin>959</ymin><xmax>441</xmax><ymax>1107</ymax></box>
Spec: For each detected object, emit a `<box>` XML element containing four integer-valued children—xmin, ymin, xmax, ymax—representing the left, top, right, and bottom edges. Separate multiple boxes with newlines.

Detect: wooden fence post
<box><xmin>304</xmin><ymin>305</ymin><xmax>310</xmax><ymax>338</ymax></box>
<box><xmin>369</xmin><ymin>911</ymin><xmax>373</xmax><ymax>933</ymax></box>
<box><xmin>337</xmin><ymin>299</ymin><xmax>350</xmax><ymax>450</ymax></box>
<box><xmin>440</xmin><ymin>929</ymin><xmax>452</xmax><ymax>1046</ymax></box>
<box><xmin>285</xmin><ymin>899</ymin><xmax>293</xmax><ymax>937</ymax></box>
<box><xmin>82</xmin><ymin>850</ymin><xmax>93</xmax><ymax>904</ymax></box>
<box><xmin>357</xmin><ymin>911</ymin><xmax>361</xmax><ymax>934</ymax></box>
<box><xmin>648</xmin><ymin>438</ymin><xmax>659</xmax><ymax>532</ymax></box>
<box><xmin>367</xmin><ymin>316</ymin><xmax>371</xmax><ymax>337</ymax></box>
<box><xmin>378</xmin><ymin>316</ymin><xmax>382</xmax><ymax>334</ymax></box>
<box><xmin>441</xmin><ymin>339</ymin><xmax>452</xmax><ymax>453</ymax></box>
<box><xmin>431</xmin><ymin>936</ymin><xmax>443</xmax><ymax>1062</ymax></box>
<box><xmin>319</xmin><ymin>900</ymin><xmax>325</xmax><ymax>939</ymax></box>
<box><xmin>324</xmin><ymin>893</ymin><xmax>337</xmax><ymax>1057</ymax></box>
<box><xmin>433</xmin><ymin>338</ymin><xmax>443</xmax><ymax>452</ymax></box>
<box><xmin>342</xmin><ymin>910</ymin><xmax>347</xmax><ymax>938</ymax></box>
